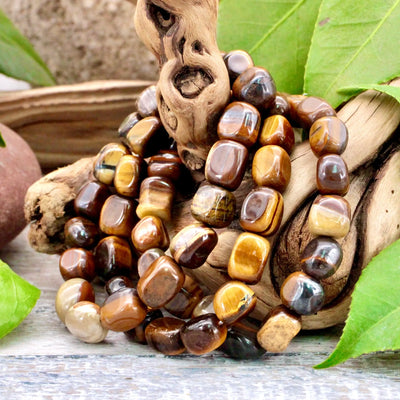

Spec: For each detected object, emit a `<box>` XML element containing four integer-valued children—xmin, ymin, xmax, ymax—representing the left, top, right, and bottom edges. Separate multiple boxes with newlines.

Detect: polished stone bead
<box><xmin>64</xmin><ymin>217</ymin><xmax>101</xmax><ymax>249</ymax></box>
<box><xmin>94</xmin><ymin>236</ymin><xmax>134</xmax><ymax>281</ymax></box>
<box><xmin>114</xmin><ymin>154</ymin><xmax>145</xmax><ymax>198</ymax></box>
<box><xmin>301</xmin><ymin>237</ymin><xmax>343</xmax><ymax>280</ymax></box>
<box><xmin>118</xmin><ymin>111</ymin><xmax>142</xmax><ymax>138</ymax></box>
<box><xmin>316</xmin><ymin>154</ymin><xmax>349</xmax><ymax>196</ymax></box>
<box><xmin>280</xmin><ymin>271</ymin><xmax>325</xmax><ymax>315</ymax></box>
<box><xmin>252</xmin><ymin>145</ymin><xmax>291</xmax><ymax>192</ymax></box>
<box><xmin>100</xmin><ymin>288</ymin><xmax>147</xmax><ymax>332</ymax></box>
<box><xmin>285</xmin><ymin>94</ymin><xmax>308</xmax><ymax>126</ymax></box>
<box><xmin>137</xmin><ymin>248</ymin><xmax>164</xmax><ymax>277</ymax></box>
<box><xmin>59</xmin><ymin>248</ymin><xmax>96</xmax><ymax>282</ymax></box>
<box><xmin>136</xmin><ymin>176</ymin><xmax>175</xmax><ymax>221</ymax></box>
<box><xmin>259</xmin><ymin>115</ymin><xmax>295</xmax><ymax>154</ymax></box>
<box><xmin>164</xmin><ymin>275</ymin><xmax>204</xmax><ymax>319</ymax></box>
<box><xmin>105</xmin><ymin>275</ymin><xmax>135</xmax><ymax>295</ymax></box>
<box><xmin>170</xmin><ymin>223</ymin><xmax>218</xmax><ymax>269</ymax></box>
<box><xmin>308</xmin><ymin>194</ymin><xmax>351</xmax><ymax>238</ymax></box>
<box><xmin>267</xmin><ymin>92</ymin><xmax>291</xmax><ymax>119</ymax></box>
<box><xmin>65</xmin><ymin>301</ymin><xmax>108</xmax><ymax>343</ymax></box>
<box><xmin>93</xmin><ymin>143</ymin><xmax>129</xmax><ymax>185</ymax></box>
<box><xmin>181</xmin><ymin>314</ymin><xmax>227</xmax><ymax>355</ymax></box>
<box><xmin>240</xmin><ymin>187</ymin><xmax>284</xmax><ymax>236</ymax></box>
<box><xmin>147</xmin><ymin>150</ymin><xmax>182</xmax><ymax>182</ymax></box>
<box><xmin>99</xmin><ymin>194</ymin><xmax>138</xmax><ymax>237</ymax></box>
<box><xmin>55</xmin><ymin>278</ymin><xmax>95</xmax><ymax>323</ymax></box>
<box><xmin>228</xmin><ymin>232</ymin><xmax>270</xmax><ymax>284</ymax></box>
<box><xmin>137</xmin><ymin>255</ymin><xmax>185</xmax><ymax>309</ymax></box>
<box><xmin>205</xmin><ymin>140</ymin><xmax>249</xmax><ymax>190</ymax></box>
<box><xmin>223</xmin><ymin>50</ymin><xmax>254</xmax><ymax>85</ymax></box>
<box><xmin>257</xmin><ymin>305</ymin><xmax>302</xmax><ymax>352</ymax></box>
<box><xmin>213</xmin><ymin>281</ymin><xmax>257</xmax><ymax>325</ymax></box>
<box><xmin>232</xmin><ymin>67</ymin><xmax>276</xmax><ymax>111</ymax></box>
<box><xmin>124</xmin><ymin>309</ymin><xmax>163</xmax><ymax>344</ymax></box>
<box><xmin>191</xmin><ymin>294</ymin><xmax>216</xmax><ymax>318</ymax></box>
<box><xmin>296</xmin><ymin>96</ymin><xmax>336</xmax><ymax>130</ymax></box>
<box><xmin>309</xmin><ymin>116</ymin><xmax>348</xmax><ymax>156</ymax></box>
<box><xmin>217</xmin><ymin>101</ymin><xmax>261</xmax><ymax>147</ymax></box>
<box><xmin>137</xmin><ymin>85</ymin><xmax>158</xmax><ymax>118</ymax></box>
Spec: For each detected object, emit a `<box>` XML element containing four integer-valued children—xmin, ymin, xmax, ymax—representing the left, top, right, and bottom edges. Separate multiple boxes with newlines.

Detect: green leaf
<box><xmin>217</xmin><ymin>0</ymin><xmax>323</xmax><ymax>94</ymax></box>
<box><xmin>0</xmin><ymin>259</ymin><xmax>40</xmax><ymax>339</ymax></box>
<box><xmin>304</xmin><ymin>0</ymin><xmax>400</xmax><ymax>108</ymax></box>
<box><xmin>0</xmin><ymin>131</ymin><xmax>5</xmax><ymax>147</ymax></box>
<box><xmin>338</xmin><ymin>84</ymin><xmax>400</xmax><ymax>103</ymax></box>
<box><xmin>0</xmin><ymin>9</ymin><xmax>55</xmax><ymax>86</ymax></box>
<box><xmin>315</xmin><ymin>240</ymin><xmax>400</xmax><ymax>368</ymax></box>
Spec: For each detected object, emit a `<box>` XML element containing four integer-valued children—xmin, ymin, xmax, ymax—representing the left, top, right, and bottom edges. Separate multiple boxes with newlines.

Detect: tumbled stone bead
<box><xmin>232</xmin><ymin>67</ymin><xmax>276</xmax><ymax>111</ymax></box>
<box><xmin>308</xmin><ymin>195</ymin><xmax>351</xmax><ymax>238</ymax></box>
<box><xmin>55</xmin><ymin>278</ymin><xmax>95</xmax><ymax>323</ymax></box>
<box><xmin>316</xmin><ymin>154</ymin><xmax>350</xmax><ymax>196</ymax></box>
<box><xmin>217</xmin><ymin>101</ymin><xmax>261</xmax><ymax>147</ymax></box>
<box><xmin>285</xmin><ymin>94</ymin><xmax>308</xmax><ymax>126</ymax></box>
<box><xmin>259</xmin><ymin>115</ymin><xmax>295</xmax><ymax>154</ymax></box>
<box><xmin>137</xmin><ymin>248</ymin><xmax>164</xmax><ymax>277</ymax></box>
<box><xmin>147</xmin><ymin>150</ymin><xmax>182</xmax><ymax>182</ymax></box>
<box><xmin>99</xmin><ymin>194</ymin><xmax>138</xmax><ymax>237</ymax></box>
<box><xmin>118</xmin><ymin>111</ymin><xmax>142</xmax><ymax>138</ymax></box>
<box><xmin>136</xmin><ymin>176</ymin><xmax>174</xmax><ymax>221</ymax></box>
<box><xmin>309</xmin><ymin>116</ymin><xmax>348</xmax><ymax>156</ymax></box>
<box><xmin>137</xmin><ymin>255</ymin><xmax>185</xmax><ymax>309</ymax></box>
<box><xmin>213</xmin><ymin>281</ymin><xmax>257</xmax><ymax>325</ymax></box>
<box><xmin>65</xmin><ymin>301</ymin><xmax>108</xmax><ymax>344</ymax></box>
<box><xmin>191</xmin><ymin>294</ymin><xmax>216</xmax><ymax>318</ymax></box>
<box><xmin>267</xmin><ymin>92</ymin><xmax>291</xmax><ymax>119</ymax></box>
<box><xmin>59</xmin><ymin>248</ymin><xmax>96</xmax><ymax>282</ymax></box>
<box><xmin>164</xmin><ymin>275</ymin><xmax>204</xmax><ymax>319</ymax></box>
<box><xmin>124</xmin><ymin>309</ymin><xmax>163</xmax><ymax>344</ymax></box>
<box><xmin>105</xmin><ymin>275</ymin><xmax>135</xmax><ymax>295</ymax></box>
<box><xmin>280</xmin><ymin>271</ymin><xmax>325</xmax><ymax>315</ymax></box>
<box><xmin>181</xmin><ymin>314</ymin><xmax>227</xmax><ymax>355</ymax></box>
<box><xmin>205</xmin><ymin>140</ymin><xmax>249</xmax><ymax>190</ymax></box>
<box><xmin>296</xmin><ymin>96</ymin><xmax>336</xmax><ymax>130</ymax></box>
<box><xmin>252</xmin><ymin>145</ymin><xmax>291</xmax><ymax>192</ymax></box>
<box><xmin>170</xmin><ymin>223</ymin><xmax>218</xmax><ymax>269</ymax></box>
<box><xmin>93</xmin><ymin>143</ymin><xmax>129</xmax><ymax>185</ymax></box>
<box><xmin>145</xmin><ymin>317</ymin><xmax>186</xmax><ymax>355</ymax></box>
<box><xmin>191</xmin><ymin>184</ymin><xmax>236</xmax><ymax>228</ymax></box>
<box><xmin>301</xmin><ymin>237</ymin><xmax>343</xmax><ymax>280</ymax></box>
<box><xmin>228</xmin><ymin>232</ymin><xmax>270</xmax><ymax>284</ymax></box>
<box><xmin>94</xmin><ymin>236</ymin><xmax>134</xmax><ymax>281</ymax></box>
<box><xmin>100</xmin><ymin>288</ymin><xmax>147</xmax><ymax>332</ymax></box>
<box><xmin>223</xmin><ymin>50</ymin><xmax>254</xmax><ymax>85</ymax></box>
<box><xmin>137</xmin><ymin>85</ymin><xmax>158</xmax><ymax>118</ymax></box>
<box><xmin>257</xmin><ymin>305</ymin><xmax>302</xmax><ymax>353</ymax></box>
<box><xmin>64</xmin><ymin>217</ymin><xmax>101</xmax><ymax>249</ymax></box>
<box><xmin>240</xmin><ymin>187</ymin><xmax>284</xmax><ymax>236</ymax></box>
<box><xmin>114</xmin><ymin>154</ymin><xmax>144</xmax><ymax>198</ymax></box>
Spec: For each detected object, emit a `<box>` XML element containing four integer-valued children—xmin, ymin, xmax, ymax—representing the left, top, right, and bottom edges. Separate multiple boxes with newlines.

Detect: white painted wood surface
<box><xmin>1</xmin><ymin>229</ymin><xmax>399</xmax><ymax>399</ymax></box>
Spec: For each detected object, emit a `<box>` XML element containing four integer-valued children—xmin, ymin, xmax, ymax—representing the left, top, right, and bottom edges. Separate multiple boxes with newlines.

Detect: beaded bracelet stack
<box><xmin>54</xmin><ymin>49</ymin><xmax>349</xmax><ymax>359</ymax></box>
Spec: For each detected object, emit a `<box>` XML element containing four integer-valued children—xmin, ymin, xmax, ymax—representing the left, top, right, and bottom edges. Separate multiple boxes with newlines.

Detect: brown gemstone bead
<box><xmin>164</xmin><ymin>275</ymin><xmax>204</xmax><ymax>319</ymax></box>
<box><xmin>100</xmin><ymin>288</ymin><xmax>147</xmax><ymax>332</ymax></box>
<box><xmin>309</xmin><ymin>116</ymin><xmax>348</xmax><ymax>157</ymax></box>
<box><xmin>252</xmin><ymin>145</ymin><xmax>291</xmax><ymax>192</ymax></box>
<box><xmin>181</xmin><ymin>314</ymin><xmax>227</xmax><ymax>355</ymax></box>
<box><xmin>94</xmin><ymin>236</ymin><xmax>134</xmax><ymax>281</ymax></box>
<box><xmin>232</xmin><ymin>67</ymin><xmax>276</xmax><ymax>111</ymax></box>
<box><xmin>217</xmin><ymin>101</ymin><xmax>261</xmax><ymax>147</ymax></box>
<box><xmin>228</xmin><ymin>232</ymin><xmax>270</xmax><ymax>284</ymax></box>
<box><xmin>74</xmin><ymin>181</ymin><xmax>111</xmax><ymax>221</ymax></box>
<box><xmin>280</xmin><ymin>271</ymin><xmax>325</xmax><ymax>315</ymax></box>
<box><xmin>145</xmin><ymin>317</ymin><xmax>186</xmax><ymax>355</ymax></box>
<box><xmin>308</xmin><ymin>194</ymin><xmax>351</xmax><ymax>238</ymax></box>
<box><xmin>213</xmin><ymin>281</ymin><xmax>257</xmax><ymax>325</ymax></box>
<box><xmin>64</xmin><ymin>217</ymin><xmax>101</xmax><ymax>249</ymax></box>
<box><xmin>147</xmin><ymin>150</ymin><xmax>182</xmax><ymax>182</ymax></box>
<box><xmin>55</xmin><ymin>278</ymin><xmax>95</xmax><ymax>323</ymax></box>
<box><xmin>137</xmin><ymin>85</ymin><xmax>158</xmax><ymax>118</ymax></box>
<box><xmin>205</xmin><ymin>140</ymin><xmax>249</xmax><ymax>190</ymax></box>
<box><xmin>170</xmin><ymin>223</ymin><xmax>218</xmax><ymax>269</ymax></box>
<box><xmin>99</xmin><ymin>194</ymin><xmax>138</xmax><ymax>237</ymax></box>
<box><xmin>240</xmin><ymin>187</ymin><xmax>284</xmax><ymax>236</ymax></box>
<box><xmin>118</xmin><ymin>111</ymin><xmax>142</xmax><ymax>138</ymax></box>
<box><xmin>136</xmin><ymin>176</ymin><xmax>175</xmax><ymax>221</ymax></box>
<box><xmin>59</xmin><ymin>248</ymin><xmax>96</xmax><ymax>282</ymax></box>
<box><xmin>137</xmin><ymin>248</ymin><xmax>164</xmax><ymax>277</ymax></box>
<box><xmin>131</xmin><ymin>215</ymin><xmax>169</xmax><ymax>254</ymax></box>
<box><xmin>223</xmin><ymin>50</ymin><xmax>254</xmax><ymax>85</ymax></box>
<box><xmin>124</xmin><ymin>309</ymin><xmax>163</xmax><ymax>344</ymax></box>
<box><xmin>191</xmin><ymin>294</ymin><xmax>215</xmax><ymax>318</ymax></box>
<box><xmin>93</xmin><ymin>143</ymin><xmax>129</xmax><ymax>185</ymax></box>
<box><xmin>114</xmin><ymin>154</ymin><xmax>144</xmax><ymax>198</ymax></box>
<box><xmin>301</xmin><ymin>236</ymin><xmax>343</xmax><ymax>280</ymax></box>
<box><xmin>296</xmin><ymin>96</ymin><xmax>336</xmax><ymax>130</ymax></box>
<box><xmin>191</xmin><ymin>184</ymin><xmax>236</xmax><ymax>228</ymax></box>
<box><xmin>285</xmin><ymin>94</ymin><xmax>307</xmax><ymax>126</ymax></box>
<box><xmin>137</xmin><ymin>255</ymin><xmax>185</xmax><ymax>309</ymax></box>
<box><xmin>316</xmin><ymin>154</ymin><xmax>349</xmax><ymax>196</ymax></box>
<box><xmin>259</xmin><ymin>115</ymin><xmax>295</xmax><ymax>154</ymax></box>
<box><xmin>105</xmin><ymin>275</ymin><xmax>135</xmax><ymax>295</ymax></box>
<box><xmin>267</xmin><ymin>92</ymin><xmax>291</xmax><ymax>119</ymax></box>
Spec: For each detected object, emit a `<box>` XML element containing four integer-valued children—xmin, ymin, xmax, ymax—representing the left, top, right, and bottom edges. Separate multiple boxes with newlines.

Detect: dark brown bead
<box><xmin>64</xmin><ymin>217</ymin><xmax>101</xmax><ymax>249</ymax></box>
<box><xmin>114</xmin><ymin>154</ymin><xmax>145</xmax><ymax>198</ymax></box>
<box><xmin>285</xmin><ymin>94</ymin><xmax>308</xmax><ymax>126</ymax></box>
<box><xmin>316</xmin><ymin>154</ymin><xmax>349</xmax><ymax>196</ymax></box>
<box><xmin>137</xmin><ymin>248</ymin><xmax>164</xmax><ymax>277</ymax></box>
<box><xmin>259</xmin><ymin>115</ymin><xmax>295</xmax><ymax>154</ymax></box>
<box><xmin>137</xmin><ymin>85</ymin><xmax>158</xmax><ymax>118</ymax></box>
<box><xmin>124</xmin><ymin>309</ymin><xmax>163</xmax><ymax>344</ymax></box>
<box><xmin>118</xmin><ymin>112</ymin><xmax>142</xmax><ymax>138</ymax></box>
<box><xmin>147</xmin><ymin>150</ymin><xmax>182</xmax><ymax>182</ymax></box>
<box><xmin>296</xmin><ymin>96</ymin><xmax>336</xmax><ymax>130</ymax></box>
<box><xmin>145</xmin><ymin>317</ymin><xmax>186</xmax><ymax>355</ymax></box>
<box><xmin>267</xmin><ymin>92</ymin><xmax>291</xmax><ymax>119</ymax></box>
<box><xmin>280</xmin><ymin>271</ymin><xmax>325</xmax><ymax>315</ymax></box>
<box><xmin>59</xmin><ymin>248</ymin><xmax>96</xmax><ymax>282</ymax></box>
<box><xmin>105</xmin><ymin>276</ymin><xmax>135</xmax><ymax>295</ymax></box>
<box><xmin>170</xmin><ymin>223</ymin><xmax>218</xmax><ymax>269</ymax></box>
<box><xmin>223</xmin><ymin>50</ymin><xmax>254</xmax><ymax>85</ymax></box>
<box><xmin>181</xmin><ymin>314</ymin><xmax>227</xmax><ymax>355</ymax></box>
<box><xmin>205</xmin><ymin>140</ymin><xmax>249</xmax><ymax>190</ymax></box>
<box><xmin>137</xmin><ymin>255</ymin><xmax>185</xmax><ymax>309</ymax></box>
